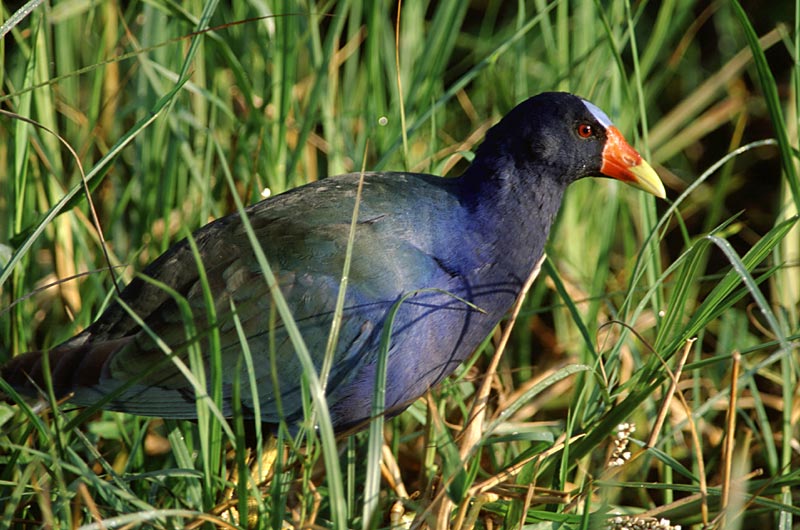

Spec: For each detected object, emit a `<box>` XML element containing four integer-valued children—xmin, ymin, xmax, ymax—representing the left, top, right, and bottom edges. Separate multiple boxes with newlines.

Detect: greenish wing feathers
<box><xmin>90</xmin><ymin>190</ymin><xmax>448</xmax><ymax>422</ymax></box>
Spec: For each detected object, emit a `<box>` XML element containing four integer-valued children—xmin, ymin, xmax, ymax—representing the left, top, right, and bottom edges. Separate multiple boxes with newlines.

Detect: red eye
<box><xmin>577</xmin><ymin>123</ymin><xmax>593</xmax><ymax>138</ymax></box>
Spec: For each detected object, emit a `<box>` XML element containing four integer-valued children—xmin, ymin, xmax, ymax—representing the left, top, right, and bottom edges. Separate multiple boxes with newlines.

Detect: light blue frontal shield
<box><xmin>581</xmin><ymin>99</ymin><xmax>614</xmax><ymax>128</ymax></box>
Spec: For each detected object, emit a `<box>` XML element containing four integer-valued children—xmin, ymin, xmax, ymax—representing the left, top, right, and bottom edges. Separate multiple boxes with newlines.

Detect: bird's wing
<box><xmin>71</xmin><ymin>176</ymin><xmax>459</xmax><ymax>424</ymax></box>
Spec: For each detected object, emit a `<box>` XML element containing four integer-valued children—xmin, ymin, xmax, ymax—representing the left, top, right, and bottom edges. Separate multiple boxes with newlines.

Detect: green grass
<box><xmin>1</xmin><ymin>1</ymin><xmax>798</xmax><ymax>528</ymax></box>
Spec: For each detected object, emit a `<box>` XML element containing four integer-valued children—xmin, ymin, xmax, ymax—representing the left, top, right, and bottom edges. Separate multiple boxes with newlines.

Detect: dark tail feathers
<box><xmin>1</xmin><ymin>337</ymin><xmax>132</xmax><ymax>400</ymax></box>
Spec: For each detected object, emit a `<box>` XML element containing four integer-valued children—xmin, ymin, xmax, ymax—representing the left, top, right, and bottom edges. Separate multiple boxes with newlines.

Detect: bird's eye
<box><xmin>577</xmin><ymin>123</ymin><xmax>594</xmax><ymax>138</ymax></box>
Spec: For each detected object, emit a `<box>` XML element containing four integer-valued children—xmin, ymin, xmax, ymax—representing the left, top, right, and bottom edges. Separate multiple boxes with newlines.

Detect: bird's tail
<box><xmin>1</xmin><ymin>337</ymin><xmax>132</xmax><ymax>401</ymax></box>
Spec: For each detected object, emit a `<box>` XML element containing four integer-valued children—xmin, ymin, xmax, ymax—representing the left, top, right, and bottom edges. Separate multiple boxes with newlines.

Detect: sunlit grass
<box><xmin>1</xmin><ymin>1</ymin><xmax>798</xmax><ymax>528</ymax></box>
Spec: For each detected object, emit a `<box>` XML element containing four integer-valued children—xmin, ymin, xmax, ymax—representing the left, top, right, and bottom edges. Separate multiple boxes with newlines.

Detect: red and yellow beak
<box><xmin>601</xmin><ymin>126</ymin><xmax>666</xmax><ymax>199</ymax></box>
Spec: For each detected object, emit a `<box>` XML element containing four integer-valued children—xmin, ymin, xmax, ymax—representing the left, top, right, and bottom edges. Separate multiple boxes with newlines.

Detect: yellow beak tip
<box><xmin>629</xmin><ymin>160</ymin><xmax>666</xmax><ymax>199</ymax></box>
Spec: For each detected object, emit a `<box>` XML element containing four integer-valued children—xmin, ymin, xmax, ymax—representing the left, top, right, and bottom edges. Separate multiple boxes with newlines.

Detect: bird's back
<box><xmin>3</xmin><ymin>171</ymin><xmax>514</xmax><ymax>430</ymax></box>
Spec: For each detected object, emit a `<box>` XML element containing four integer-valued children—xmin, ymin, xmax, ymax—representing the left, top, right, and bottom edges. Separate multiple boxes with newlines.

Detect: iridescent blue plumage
<box><xmin>2</xmin><ymin>93</ymin><xmax>664</xmax><ymax>432</ymax></box>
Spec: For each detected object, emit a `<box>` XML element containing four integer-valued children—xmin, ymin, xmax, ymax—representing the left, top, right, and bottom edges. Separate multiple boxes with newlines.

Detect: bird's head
<box><xmin>475</xmin><ymin>92</ymin><xmax>666</xmax><ymax>199</ymax></box>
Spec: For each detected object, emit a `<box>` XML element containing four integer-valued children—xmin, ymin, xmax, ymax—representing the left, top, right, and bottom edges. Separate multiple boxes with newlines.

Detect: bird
<box><xmin>2</xmin><ymin>92</ymin><xmax>665</xmax><ymax>434</ymax></box>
